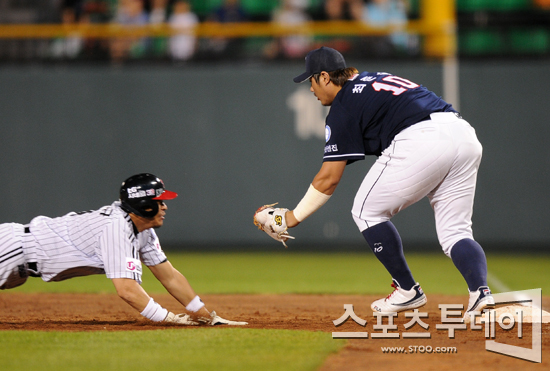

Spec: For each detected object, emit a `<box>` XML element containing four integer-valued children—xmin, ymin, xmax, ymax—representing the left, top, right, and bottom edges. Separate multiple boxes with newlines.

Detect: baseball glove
<box><xmin>198</xmin><ymin>311</ymin><xmax>248</xmax><ymax>326</ymax></box>
<box><xmin>253</xmin><ymin>203</ymin><xmax>295</xmax><ymax>248</ymax></box>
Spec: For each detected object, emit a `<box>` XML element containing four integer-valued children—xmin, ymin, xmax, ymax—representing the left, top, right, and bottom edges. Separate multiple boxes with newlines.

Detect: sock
<box><xmin>450</xmin><ymin>238</ymin><xmax>488</xmax><ymax>291</ymax></box>
<box><xmin>361</xmin><ymin>221</ymin><xmax>416</xmax><ymax>291</ymax></box>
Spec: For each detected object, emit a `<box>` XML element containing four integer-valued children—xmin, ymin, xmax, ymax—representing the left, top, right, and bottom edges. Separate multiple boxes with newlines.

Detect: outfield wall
<box><xmin>0</xmin><ymin>60</ymin><xmax>548</xmax><ymax>250</ymax></box>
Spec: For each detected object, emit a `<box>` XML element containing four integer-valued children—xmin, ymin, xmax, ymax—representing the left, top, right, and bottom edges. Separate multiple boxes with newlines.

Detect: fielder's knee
<box><xmin>352</xmin><ymin>211</ymin><xmax>389</xmax><ymax>232</ymax></box>
<box><xmin>440</xmin><ymin>233</ymin><xmax>475</xmax><ymax>257</ymax></box>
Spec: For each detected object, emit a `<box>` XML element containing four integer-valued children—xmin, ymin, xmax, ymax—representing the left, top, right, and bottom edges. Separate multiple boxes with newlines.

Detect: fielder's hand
<box><xmin>253</xmin><ymin>203</ymin><xmax>295</xmax><ymax>248</ymax></box>
<box><xmin>164</xmin><ymin>312</ymin><xmax>199</xmax><ymax>325</ymax></box>
<box><xmin>198</xmin><ymin>311</ymin><xmax>248</xmax><ymax>326</ymax></box>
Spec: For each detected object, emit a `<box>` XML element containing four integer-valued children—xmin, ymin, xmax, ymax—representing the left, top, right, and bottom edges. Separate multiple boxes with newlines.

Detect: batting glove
<box><xmin>164</xmin><ymin>312</ymin><xmax>199</xmax><ymax>325</ymax></box>
<box><xmin>198</xmin><ymin>311</ymin><xmax>248</xmax><ymax>326</ymax></box>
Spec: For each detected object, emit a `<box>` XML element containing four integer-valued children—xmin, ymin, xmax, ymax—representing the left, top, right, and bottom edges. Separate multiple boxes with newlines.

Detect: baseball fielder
<box><xmin>0</xmin><ymin>173</ymin><xmax>246</xmax><ymax>326</ymax></box>
<box><xmin>255</xmin><ymin>47</ymin><xmax>494</xmax><ymax>321</ymax></box>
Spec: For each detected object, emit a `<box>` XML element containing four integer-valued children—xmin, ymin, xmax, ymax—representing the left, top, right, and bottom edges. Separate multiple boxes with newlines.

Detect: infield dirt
<box><xmin>1</xmin><ymin>293</ymin><xmax>548</xmax><ymax>370</ymax></box>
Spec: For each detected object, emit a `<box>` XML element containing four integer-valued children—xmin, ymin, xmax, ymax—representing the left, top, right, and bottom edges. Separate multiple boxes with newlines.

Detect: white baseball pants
<box><xmin>352</xmin><ymin>112</ymin><xmax>483</xmax><ymax>256</ymax></box>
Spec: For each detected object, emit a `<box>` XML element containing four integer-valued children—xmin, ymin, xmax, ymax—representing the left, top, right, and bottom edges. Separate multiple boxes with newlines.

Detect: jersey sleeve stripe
<box><xmin>324</xmin><ymin>153</ymin><xmax>365</xmax><ymax>159</ymax></box>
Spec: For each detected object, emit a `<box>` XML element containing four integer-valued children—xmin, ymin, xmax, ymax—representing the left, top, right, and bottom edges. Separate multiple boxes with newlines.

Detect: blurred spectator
<box><xmin>168</xmin><ymin>0</ymin><xmax>199</xmax><ymax>61</ymax></box>
<box><xmin>324</xmin><ymin>0</ymin><xmax>362</xmax><ymax>20</ymax></box>
<box><xmin>264</xmin><ymin>0</ymin><xmax>312</xmax><ymax>60</ymax></box>
<box><xmin>149</xmin><ymin>0</ymin><xmax>169</xmax><ymax>58</ymax></box>
<box><xmin>318</xmin><ymin>0</ymin><xmax>361</xmax><ymax>53</ymax></box>
<box><xmin>50</xmin><ymin>0</ymin><xmax>84</xmax><ymax>59</ymax></box>
<box><xmin>109</xmin><ymin>0</ymin><xmax>149</xmax><ymax>63</ymax></box>
<box><xmin>208</xmin><ymin>0</ymin><xmax>248</xmax><ymax>23</ymax></box>
<box><xmin>83</xmin><ymin>0</ymin><xmax>111</xmax><ymax>23</ymax></box>
<box><xmin>149</xmin><ymin>0</ymin><xmax>168</xmax><ymax>24</ymax></box>
<box><xmin>358</xmin><ymin>0</ymin><xmax>418</xmax><ymax>57</ymax></box>
<box><xmin>205</xmin><ymin>0</ymin><xmax>248</xmax><ymax>59</ymax></box>
<box><xmin>76</xmin><ymin>0</ymin><xmax>111</xmax><ymax>61</ymax></box>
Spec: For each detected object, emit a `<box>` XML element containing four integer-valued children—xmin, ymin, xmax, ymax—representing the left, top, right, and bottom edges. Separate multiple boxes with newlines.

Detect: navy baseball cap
<box><xmin>293</xmin><ymin>46</ymin><xmax>347</xmax><ymax>83</ymax></box>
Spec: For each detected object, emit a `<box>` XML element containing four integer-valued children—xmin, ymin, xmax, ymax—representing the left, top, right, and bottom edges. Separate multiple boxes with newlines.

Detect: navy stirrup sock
<box><xmin>362</xmin><ymin>221</ymin><xmax>416</xmax><ymax>291</ymax></box>
<box><xmin>450</xmin><ymin>238</ymin><xmax>488</xmax><ymax>292</ymax></box>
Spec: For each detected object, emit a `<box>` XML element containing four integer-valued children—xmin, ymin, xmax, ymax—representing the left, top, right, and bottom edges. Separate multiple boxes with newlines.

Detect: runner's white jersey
<box><xmin>26</xmin><ymin>201</ymin><xmax>167</xmax><ymax>283</ymax></box>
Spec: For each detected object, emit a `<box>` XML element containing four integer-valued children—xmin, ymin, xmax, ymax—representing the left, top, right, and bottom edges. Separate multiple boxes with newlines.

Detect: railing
<box><xmin>0</xmin><ymin>21</ymin><xmax>427</xmax><ymax>38</ymax></box>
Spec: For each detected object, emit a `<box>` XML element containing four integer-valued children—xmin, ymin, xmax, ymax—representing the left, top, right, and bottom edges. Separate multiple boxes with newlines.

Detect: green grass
<box><xmin>486</xmin><ymin>254</ymin><xmax>550</xmax><ymax>292</ymax></box>
<box><xmin>10</xmin><ymin>252</ymin><xmax>550</xmax><ymax>296</ymax></box>
<box><xmin>0</xmin><ymin>329</ymin><xmax>344</xmax><ymax>371</ymax></box>
<box><xmin>3</xmin><ymin>252</ymin><xmax>549</xmax><ymax>371</ymax></box>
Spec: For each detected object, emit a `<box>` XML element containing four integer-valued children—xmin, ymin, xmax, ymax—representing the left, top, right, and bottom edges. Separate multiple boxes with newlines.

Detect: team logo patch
<box><xmin>325</xmin><ymin>125</ymin><xmax>331</xmax><ymax>142</ymax></box>
<box><xmin>152</xmin><ymin>236</ymin><xmax>162</xmax><ymax>252</ymax></box>
<box><xmin>127</xmin><ymin>187</ymin><xmax>157</xmax><ymax>199</ymax></box>
<box><xmin>126</xmin><ymin>258</ymin><xmax>143</xmax><ymax>275</ymax></box>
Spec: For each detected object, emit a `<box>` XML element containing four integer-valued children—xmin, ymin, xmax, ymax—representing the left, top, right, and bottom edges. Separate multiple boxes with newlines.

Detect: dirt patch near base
<box><xmin>1</xmin><ymin>293</ymin><xmax>548</xmax><ymax>370</ymax></box>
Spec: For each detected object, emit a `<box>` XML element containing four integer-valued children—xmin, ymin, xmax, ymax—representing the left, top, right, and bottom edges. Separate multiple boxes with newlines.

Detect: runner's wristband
<box><xmin>140</xmin><ymin>297</ymin><xmax>169</xmax><ymax>322</ymax></box>
<box><xmin>186</xmin><ymin>295</ymin><xmax>205</xmax><ymax>312</ymax></box>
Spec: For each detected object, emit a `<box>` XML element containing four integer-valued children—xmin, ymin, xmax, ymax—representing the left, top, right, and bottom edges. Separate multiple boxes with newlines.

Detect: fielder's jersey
<box><xmin>27</xmin><ymin>201</ymin><xmax>167</xmax><ymax>283</ymax></box>
<box><xmin>323</xmin><ymin>71</ymin><xmax>457</xmax><ymax>162</ymax></box>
